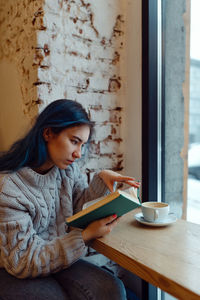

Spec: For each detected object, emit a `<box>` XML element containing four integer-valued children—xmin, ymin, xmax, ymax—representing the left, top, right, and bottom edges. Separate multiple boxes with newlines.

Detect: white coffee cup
<box><xmin>141</xmin><ymin>202</ymin><xmax>169</xmax><ymax>222</ymax></box>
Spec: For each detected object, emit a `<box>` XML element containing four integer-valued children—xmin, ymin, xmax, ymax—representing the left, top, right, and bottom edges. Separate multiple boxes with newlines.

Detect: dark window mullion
<box><xmin>142</xmin><ymin>0</ymin><xmax>158</xmax><ymax>203</ymax></box>
<box><xmin>142</xmin><ymin>0</ymin><xmax>159</xmax><ymax>299</ymax></box>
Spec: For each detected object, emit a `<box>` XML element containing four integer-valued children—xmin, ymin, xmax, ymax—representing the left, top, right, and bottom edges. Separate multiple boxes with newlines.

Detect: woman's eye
<box><xmin>71</xmin><ymin>140</ymin><xmax>78</xmax><ymax>145</ymax></box>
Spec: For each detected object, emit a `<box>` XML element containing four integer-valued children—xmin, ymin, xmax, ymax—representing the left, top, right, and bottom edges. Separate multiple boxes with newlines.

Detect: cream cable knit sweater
<box><xmin>0</xmin><ymin>163</ymin><xmax>109</xmax><ymax>279</ymax></box>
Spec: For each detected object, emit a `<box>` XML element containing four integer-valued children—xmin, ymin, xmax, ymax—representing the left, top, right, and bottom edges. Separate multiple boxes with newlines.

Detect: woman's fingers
<box><xmin>114</xmin><ymin>176</ymin><xmax>141</xmax><ymax>188</ymax></box>
<box><xmin>99</xmin><ymin>170</ymin><xmax>141</xmax><ymax>191</ymax></box>
<box><xmin>100</xmin><ymin>214</ymin><xmax>118</xmax><ymax>225</ymax></box>
<box><xmin>125</xmin><ymin>180</ymin><xmax>140</xmax><ymax>187</ymax></box>
<box><xmin>114</xmin><ymin>176</ymin><xmax>136</xmax><ymax>182</ymax></box>
<box><xmin>114</xmin><ymin>176</ymin><xmax>139</xmax><ymax>183</ymax></box>
<box><xmin>106</xmin><ymin>216</ymin><xmax>121</xmax><ymax>231</ymax></box>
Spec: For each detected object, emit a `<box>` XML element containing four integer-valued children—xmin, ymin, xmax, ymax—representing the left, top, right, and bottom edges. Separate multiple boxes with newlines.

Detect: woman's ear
<box><xmin>43</xmin><ymin>128</ymin><xmax>53</xmax><ymax>142</ymax></box>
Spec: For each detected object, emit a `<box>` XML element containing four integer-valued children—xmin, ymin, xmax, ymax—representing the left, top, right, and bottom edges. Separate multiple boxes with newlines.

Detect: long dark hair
<box><xmin>0</xmin><ymin>99</ymin><xmax>94</xmax><ymax>172</ymax></box>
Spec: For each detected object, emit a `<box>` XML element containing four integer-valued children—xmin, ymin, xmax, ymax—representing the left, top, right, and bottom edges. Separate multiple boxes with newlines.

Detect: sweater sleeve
<box><xmin>0</xmin><ymin>192</ymin><xmax>88</xmax><ymax>279</ymax></box>
<box><xmin>71</xmin><ymin>163</ymin><xmax>110</xmax><ymax>214</ymax></box>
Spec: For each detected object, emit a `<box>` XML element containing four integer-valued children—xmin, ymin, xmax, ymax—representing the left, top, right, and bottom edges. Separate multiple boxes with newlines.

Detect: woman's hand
<box><xmin>82</xmin><ymin>214</ymin><xmax>120</xmax><ymax>243</ymax></box>
<box><xmin>98</xmin><ymin>169</ymin><xmax>140</xmax><ymax>192</ymax></box>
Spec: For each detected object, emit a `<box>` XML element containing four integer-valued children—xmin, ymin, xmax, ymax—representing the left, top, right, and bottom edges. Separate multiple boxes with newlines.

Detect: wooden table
<box><xmin>91</xmin><ymin>209</ymin><xmax>200</xmax><ymax>300</ymax></box>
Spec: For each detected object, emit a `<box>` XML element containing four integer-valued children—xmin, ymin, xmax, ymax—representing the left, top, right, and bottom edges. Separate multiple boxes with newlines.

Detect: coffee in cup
<box><xmin>141</xmin><ymin>202</ymin><xmax>169</xmax><ymax>222</ymax></box>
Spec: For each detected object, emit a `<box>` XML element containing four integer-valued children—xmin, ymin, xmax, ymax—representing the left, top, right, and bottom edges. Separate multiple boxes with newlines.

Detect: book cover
<box><xmin>66</xmin><ymin>187</ymin><xmax>141</xmax><ymax>229</ymax></box>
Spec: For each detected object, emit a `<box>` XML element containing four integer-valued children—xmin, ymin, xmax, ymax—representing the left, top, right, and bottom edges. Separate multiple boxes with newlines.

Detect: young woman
<box><xmin>0</xmin><ymin>99</ymin><xmax>140</xmax><ymax>300</ymax></box>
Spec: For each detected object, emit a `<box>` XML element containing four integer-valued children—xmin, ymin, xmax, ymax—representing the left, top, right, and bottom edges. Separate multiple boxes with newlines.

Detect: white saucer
<box><xmin>135</xmin><ymin>212</ymin><xmax>177</xmax><ymax>227</ymax></box>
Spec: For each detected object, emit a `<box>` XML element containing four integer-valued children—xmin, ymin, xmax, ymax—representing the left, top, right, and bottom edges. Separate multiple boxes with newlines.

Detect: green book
<box><xmin>66</xmin><ymin>187</ymin><xmax>141</xmax><ymax>229</ymax></box>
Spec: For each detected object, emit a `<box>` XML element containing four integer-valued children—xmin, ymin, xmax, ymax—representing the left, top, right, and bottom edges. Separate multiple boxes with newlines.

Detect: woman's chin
<box><xmin>58</xmin><ymin>162</ymin><xmax>71</xmax><ymax>169</ymax></box>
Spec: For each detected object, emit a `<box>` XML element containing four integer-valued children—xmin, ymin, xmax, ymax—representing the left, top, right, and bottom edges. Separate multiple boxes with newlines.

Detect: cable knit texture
<box><xmin>0</xmin><ymin>163</ymin><xmax>110</xmax><ymax>278</ymax></box>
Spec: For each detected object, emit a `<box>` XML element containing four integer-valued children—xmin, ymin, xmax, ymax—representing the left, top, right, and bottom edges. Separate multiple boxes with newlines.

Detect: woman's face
<box><xmin>43</xmin><ymin>124</ymin><xmax>90</xmax><ymax>170</ymax></box>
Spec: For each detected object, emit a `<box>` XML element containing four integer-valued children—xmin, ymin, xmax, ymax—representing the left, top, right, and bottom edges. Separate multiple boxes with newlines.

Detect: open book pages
<box><xmin>83</xmin><ymin>187</ymin><xmax>139</xmax><ymax>210</ymax></box>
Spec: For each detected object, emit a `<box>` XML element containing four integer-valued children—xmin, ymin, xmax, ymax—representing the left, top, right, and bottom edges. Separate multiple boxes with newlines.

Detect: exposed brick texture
<box><xmin>0</xmin><ymin>0</ymin><xmax>126</xmax><ymax>175</ymax></box>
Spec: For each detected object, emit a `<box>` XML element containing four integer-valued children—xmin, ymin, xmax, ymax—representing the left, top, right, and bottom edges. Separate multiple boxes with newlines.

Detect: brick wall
<box><xmin>0</xmin><ymin>0</ymin><xmax>127</xmax><ymax>175</ymax></box>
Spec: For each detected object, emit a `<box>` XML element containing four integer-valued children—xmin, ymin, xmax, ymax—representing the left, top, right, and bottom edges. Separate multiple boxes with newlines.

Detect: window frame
<box><xmin>142</xmin><ymin>0</ymin><xmax>165</xmax><ymax>298</ymax></box>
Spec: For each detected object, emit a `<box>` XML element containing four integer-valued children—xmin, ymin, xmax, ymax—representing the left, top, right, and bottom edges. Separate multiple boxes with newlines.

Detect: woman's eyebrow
<box><xmin>72</xmin><ymin>136</ymin><xmax>82</xmax><ymax>143</ymax></box>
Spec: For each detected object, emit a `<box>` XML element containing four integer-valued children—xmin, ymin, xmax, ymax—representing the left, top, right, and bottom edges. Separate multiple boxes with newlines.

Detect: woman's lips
<box><xmin>67</xmin><ymin>160</ymin><xmax>74</xmax><ymax>164</ymax></box>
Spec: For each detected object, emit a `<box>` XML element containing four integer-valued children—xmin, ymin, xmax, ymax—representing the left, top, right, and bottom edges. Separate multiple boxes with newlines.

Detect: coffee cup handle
<box><xmin>154</xmin><ymin>209</ymin><xmax>159</xmax><ymax>220</ymax></box>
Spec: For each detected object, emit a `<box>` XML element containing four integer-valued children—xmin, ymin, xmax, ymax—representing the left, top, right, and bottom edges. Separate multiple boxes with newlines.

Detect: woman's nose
<box><xmin>73</xmin><ymin>147</ymin><xmax>81</xmax><ymax>158</ymax></box>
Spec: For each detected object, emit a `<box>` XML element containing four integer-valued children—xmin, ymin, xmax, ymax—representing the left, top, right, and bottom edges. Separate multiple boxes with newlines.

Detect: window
<box><xmin>142</xmin><ymin>0</ymin><xmax>192</xmax><ymax>299</ymax></box>
<box><xmin>187</xmin><ymin>0</ymin><xmax>200</xmax><ymax>225</ymax></box>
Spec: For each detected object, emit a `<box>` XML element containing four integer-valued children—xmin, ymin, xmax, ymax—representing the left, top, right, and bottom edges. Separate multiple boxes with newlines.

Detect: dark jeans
<box><xmin>0</xmin><ymin>259</ymin><xmax>127</xmax><ymax>300</ymax></box>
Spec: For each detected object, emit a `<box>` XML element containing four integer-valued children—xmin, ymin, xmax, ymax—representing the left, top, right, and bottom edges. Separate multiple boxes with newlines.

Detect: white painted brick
<box><xmin>43</xmin><ymin>13</ymin><xmax>63</xmax><ymax>33</ymax></box>
<box><xmin>82</xmin><ymin>155</ymin><xmax>120</xmax><ymax>170</ymax></box>
<box><xmin>93</xmin><ymin>124</ymin><xmax>120</xmax><ymax>140</ymax></box>
<box><xmin>90</xmin><ymin>0</ymin><xmax>121</xmax><ymax>39</ymax></box>
<box><xmin>77</xmin><ymin>93</ymin><xmax>121</xmax><ymax>108</ymax></box>
<box><xmin>44</xmin><ymin>0</ymin><xmax>62</xmax><ymax>14</ymax></box>
<box><xmin>100</xmin><ymin>140</ymin><xmax>121</xmax><ymax>155</ymax></box>
<box><xmin>89</xmin><ymin>73</ymin><xmax>109</xmax><ymax>90</ymax></box>
<box><xmin>92</xmin><ymin>125</ymin><xmax>111</xmax><ymax>140</ymax></box>
<box><xmin>89</xmin><ymin>109</ymin><xmax>110</xmax><ymax>123</ymax></box>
